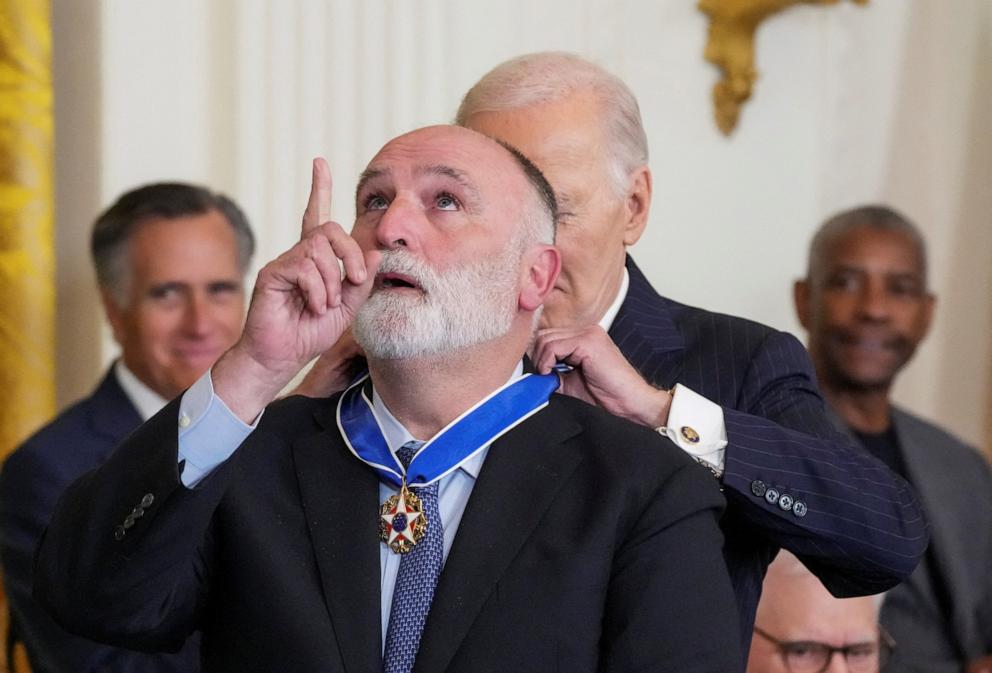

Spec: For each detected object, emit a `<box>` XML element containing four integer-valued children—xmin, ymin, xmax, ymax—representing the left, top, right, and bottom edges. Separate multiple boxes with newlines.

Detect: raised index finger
<box><xmin>302</xmin><ymin>157</ymin><xmax>333</xmax><ymax>237</ymax></box>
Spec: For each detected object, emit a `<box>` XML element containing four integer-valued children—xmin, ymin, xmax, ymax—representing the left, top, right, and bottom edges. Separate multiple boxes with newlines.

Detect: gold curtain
<box><xmin>0</xmin><ymin>2</ymin><xmax>53</xmax><ymax>669</ymax></box>
<box><xmin>0</xmin><ymin>0</ymin><xmax>54</xmax><ymax>457</ymax></box>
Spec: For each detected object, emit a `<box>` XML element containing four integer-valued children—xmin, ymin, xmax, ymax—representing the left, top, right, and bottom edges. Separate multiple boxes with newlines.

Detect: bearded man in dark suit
<box><xmin>33</xmin><ymin>126</ymin><xmax>742</xmax><ymax>673</ymax></box>
<box><xmin>296</xmin><ymin>54</ymin><xmax>929</xmax><ymax>662</ymax></box>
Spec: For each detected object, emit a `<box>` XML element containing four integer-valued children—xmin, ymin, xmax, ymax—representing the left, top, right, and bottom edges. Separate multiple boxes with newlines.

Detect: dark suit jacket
<box><xmin>0</xmin><ymin>368</ymin><xmax>200</xmax><ymax>673</ymax></box>
<box><xmin>610</xmin><ymin>257</ymin><xmax>929</xmax><ymax>643</ymax></box>
<box><xmin>834</xmin><ymin>407</ymin><xmax>992</xmax><ymax>673</ymax></box>
<box><xmin>34</xmin><ymin>390</ymin><xmax>742</xmax><ymax>673</ymax></box>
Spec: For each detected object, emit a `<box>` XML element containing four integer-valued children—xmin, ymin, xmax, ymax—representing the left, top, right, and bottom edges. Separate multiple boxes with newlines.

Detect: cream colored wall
<box><xmin>52</xmin><ymin>0</ymin><xmax>992</xmax><ymax>452</ymax></box>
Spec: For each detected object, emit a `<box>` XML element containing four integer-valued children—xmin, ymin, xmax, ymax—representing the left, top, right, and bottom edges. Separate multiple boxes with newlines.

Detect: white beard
<box><xmin>353</xmin><ymin>246</ymin><xmax>520</xmax><ymax>360</ymax></box>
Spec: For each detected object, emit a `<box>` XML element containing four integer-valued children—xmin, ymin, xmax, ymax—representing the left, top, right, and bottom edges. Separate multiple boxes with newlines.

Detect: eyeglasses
<box><xmin>752</xmin><ymin>626</ymin><xmax>895</xmax><ymax>673</ymax></box>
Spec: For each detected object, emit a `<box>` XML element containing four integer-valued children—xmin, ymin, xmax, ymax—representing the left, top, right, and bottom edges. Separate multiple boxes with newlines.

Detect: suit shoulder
<box><xmin>894</xmin><ymin>407</ymin><xmax>989</xmax><ymax>471</ymax></box>
<box><xmin>547</xmin><ymin>394</ymin><xmax>702</xmax><ymax>477</ymax></box>
<box><xmin>543</xmin><ymin>395</ymin><xmax>726</xmax><ymax>519</ymax></box>
<box><xmin>255</xmin><ymin>393</ymin><xmax>336</xmax><ymax>437</ymax></box>
<box><xmin>664</xmin><ymin>296</ymin><xmax>782</xmax><ymax>344</ymax></box>
<box><xmin>3</xmin><ymin>395</ymin><xmax>104</xmax><ymax>474</ymax></box>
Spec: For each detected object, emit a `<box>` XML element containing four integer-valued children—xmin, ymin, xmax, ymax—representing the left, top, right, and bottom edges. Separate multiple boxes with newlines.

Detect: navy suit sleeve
<box><xmin>720</xmin><ymin>329</ymin><xmax>929</xmax><ymax>595</ymax></box>
<box><xmin>0</xmin><ymin>436</ymin><xmax>200</xmax><ymax>673</ymax></box>
<box><xmin>32</xmin><ymin>398</ymin><xmax>220</xmax><ymax>654</ymax></box>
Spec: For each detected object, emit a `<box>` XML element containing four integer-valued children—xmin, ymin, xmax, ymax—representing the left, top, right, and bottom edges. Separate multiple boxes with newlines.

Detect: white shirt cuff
<box><xmin>656</xmin><ymin>383</ymin><xmax>728</xmax><ymax>473</ymax></box>
<box><xmin>177</xmin><ymin>369</ymin><xmax>262</xmax><ymax>488</ymax></box>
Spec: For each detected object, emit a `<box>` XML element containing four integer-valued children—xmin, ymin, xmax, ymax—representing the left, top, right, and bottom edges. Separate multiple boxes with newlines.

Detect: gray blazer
<box><xmin>833</xmin><ymin>406</ymin><xmax>992</xmax><ymax>671</ymax></box>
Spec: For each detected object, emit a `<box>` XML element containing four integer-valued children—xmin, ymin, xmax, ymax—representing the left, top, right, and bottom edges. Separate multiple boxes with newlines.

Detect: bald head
<box><xmin>357</xmin><ymin>125</ymin><xmax>556</xmax><ymax>248</ymax></box>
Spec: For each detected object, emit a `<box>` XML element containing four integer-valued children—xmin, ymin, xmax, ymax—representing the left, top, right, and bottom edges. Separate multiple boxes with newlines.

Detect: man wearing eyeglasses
<box><xmin>748</xmin><ymin>551</ymin><xmax>892</xmax><ymax>673</ymax></box>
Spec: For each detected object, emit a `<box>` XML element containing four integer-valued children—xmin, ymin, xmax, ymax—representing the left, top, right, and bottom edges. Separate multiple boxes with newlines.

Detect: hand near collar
<box><xmin>214</xmin><ymin>158</ymin><xmax>379</xmax><ymax>422</ymax></box>
<box><xmin>531</xmin><ymin>324</ymin><xmax>672</xmax><ymax>428</ymax></box>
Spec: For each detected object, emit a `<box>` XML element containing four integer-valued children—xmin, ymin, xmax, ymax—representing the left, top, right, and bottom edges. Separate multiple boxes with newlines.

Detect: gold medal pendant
<box><xmin>379</xmin><ymin>483</ymin><xmax>428</xmax><ymax>554</ymax></box>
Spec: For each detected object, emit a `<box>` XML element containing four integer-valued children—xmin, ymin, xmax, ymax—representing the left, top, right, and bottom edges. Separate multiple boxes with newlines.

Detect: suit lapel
<box><xmin>413</xmin><ymin>400</ymin><xmax>583</xmax><ymax>673</ymax></box>
<box><xmin>892</xmin><ymin>411</ymin><xmax>970</xmax><ymax>654</ymax></box>
<box><xmin>609</xmin><ymin>256</ymin><xmax>684</xmax><ymax>387</ymax></box>
<box><xmin>294</xmin><ymin>401</ymin><xmax>383</xmax><ymax>673</ymax></box>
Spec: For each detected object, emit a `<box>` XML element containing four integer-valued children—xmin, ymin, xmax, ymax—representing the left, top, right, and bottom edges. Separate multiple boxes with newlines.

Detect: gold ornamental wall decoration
<box><xmin>699</xmin><ymin>0</ymin><xmax>868</xmax><ymax>135</ymax></box>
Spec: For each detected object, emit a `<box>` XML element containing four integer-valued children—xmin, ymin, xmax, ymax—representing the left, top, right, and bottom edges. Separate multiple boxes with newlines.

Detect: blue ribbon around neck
<box><xmin>337</xmin><ymin>371</ymin><xmax>560</xmax><ymax>489</ymax></box>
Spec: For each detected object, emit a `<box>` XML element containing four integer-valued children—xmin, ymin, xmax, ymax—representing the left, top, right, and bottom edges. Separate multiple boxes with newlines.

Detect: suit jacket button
<box><xmin>140</xmin><ymin>493</ymin><xmax>155</xmax><ymax>508</ymax></box>
<box><xmin>113</xmin><ymin>526</ymin><xmax>126</xmax><ymax>541</ymax></box>
<box><xmin>764</xmin><ymin>487</ymin><xmax>780</xmax><ymax>505</ymax></box>
<box><xmin>778</xmin><ymin>494</ymin><xmax>794</xmax><ymax>511</ymax></box>
<box><xmin>131</xmin><ymin>506</ymin><xmax>145</xmax><ymax>519</ymax></box>
<box><xmin>123</xmin><ymin>515</ymin><xmax>136</xmax><ymax>529</ymax></box>
<box><xmin>750</xmin><ymin>480</ymin><xmax>767</xmax><ymax>497</ymax></box>
<box><xmin>792</xmin><ymin>500</ymin><xmax>808</xmax><ymax>518</ymax></box>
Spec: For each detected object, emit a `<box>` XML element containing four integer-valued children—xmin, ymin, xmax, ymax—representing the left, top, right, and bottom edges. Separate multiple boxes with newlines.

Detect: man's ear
<box><xmin>100</xmin><ymin>288</ymin><xmax>128</xmax><ymax>346</ymax></box>
<box><xmin>793</xmin><ymin>279</ymin><xmax>812</xmax><ymax>330</ymax></box>
<box><xmin>519</xmin><ymin>245</ymin><xmax>561</xmax><ymax>312</ymax></box>
<box><xmin>621</xmin><ymin>166</ymin><xmax>652</xmax><ymax>247</ymax></box>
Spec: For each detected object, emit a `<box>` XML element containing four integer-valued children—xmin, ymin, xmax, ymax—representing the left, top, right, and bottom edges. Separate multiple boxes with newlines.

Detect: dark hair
<box><xmin>807</xmin><ymin>204</ymin><xmax>927</xmax><ymax>284</ymax></box>
<box><xmin>494</xmin><ymin>139</ymin><xmax>558</xmax><ymax>243</ymax></box>
<box><xmin>91</xmin><ymin>182</ymin><xmax>255</xmax><ymax>303</ymax></box>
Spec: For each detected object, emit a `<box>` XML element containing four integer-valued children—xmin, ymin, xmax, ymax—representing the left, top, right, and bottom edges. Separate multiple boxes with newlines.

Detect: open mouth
<box><xmin>378</xmin><ymin>272</ymin><xmax>420</xmax><ymax>291</ymax></box>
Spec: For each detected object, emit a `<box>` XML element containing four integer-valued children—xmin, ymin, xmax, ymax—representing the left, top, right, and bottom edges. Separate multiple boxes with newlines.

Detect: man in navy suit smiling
<box><xmin>0</xmin><ymin>182</ymin><xmax>254</xmax><ymax>673</ymax></box>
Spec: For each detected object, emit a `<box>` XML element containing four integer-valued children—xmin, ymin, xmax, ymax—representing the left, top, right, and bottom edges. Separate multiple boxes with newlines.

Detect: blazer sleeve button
<box><xmin>140</xmin><ymin>493</ymin><xmax>155</xmax><ymax>508</ymax></box>
<box><xmin>764</xmin><ymin>487</ymin><xmax>780</xmax><ymax>505</ymax></box>
<box><xmin>792</xmin><ymin>500</ymin><xmax>808</xmax><ymax>518</ymax></box>
<box><xmin>778</xmin><ymin>494</ymin><xmax>794</xmax><ymax>511</ymax></box>
<box><xmin>750</xmin><ymin>480</ymin><xmax>767</xmax><ymax>497</ymax></box>
<box><xmin>113</xmin><ymin>526</ymin><xmax>126</xmax><ymax>541</ymax></box>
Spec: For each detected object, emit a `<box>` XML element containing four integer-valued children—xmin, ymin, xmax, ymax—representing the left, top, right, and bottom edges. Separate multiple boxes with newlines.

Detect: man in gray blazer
<box><xmin>794</xmin><ymin>205</ymin><xmax>992</xmax><ymax>673</ymax></box>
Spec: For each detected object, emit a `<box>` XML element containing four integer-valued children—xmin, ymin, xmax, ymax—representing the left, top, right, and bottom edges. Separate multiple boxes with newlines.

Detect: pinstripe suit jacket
<box><xmin>610</xmin><ymin>257</ymin><xmax>928</xmax><ymax>644</ymax></box>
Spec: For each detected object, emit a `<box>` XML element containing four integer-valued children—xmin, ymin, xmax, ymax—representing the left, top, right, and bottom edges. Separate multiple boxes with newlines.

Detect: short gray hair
<box><xmin>456</xmin><ymin>52</ymin><xmax>648</xmax><ymax>196</ymax></box>
<box><xmin>806</xmin><ymin>205</ymin><xmax>927</xmax><ymax>285</ymax></box>
<box><xmin>91</xmin><ymin>182</ymin><xmax>255</xmax><ymax>305</ymax></box>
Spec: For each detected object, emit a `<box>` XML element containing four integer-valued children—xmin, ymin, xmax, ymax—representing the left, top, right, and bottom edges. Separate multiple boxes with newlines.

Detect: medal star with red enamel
<box><xmin>379</xmin><ymin>484</ymin><xmax>428</xmax><ymax>554</ymax></box>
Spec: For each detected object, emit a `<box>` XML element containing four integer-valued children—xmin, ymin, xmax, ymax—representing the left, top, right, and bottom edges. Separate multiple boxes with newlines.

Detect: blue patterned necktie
<box><xmin>383</xmin><ymin>441</ymin><xmax>444</xmax><ymax>673</ymax></box>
